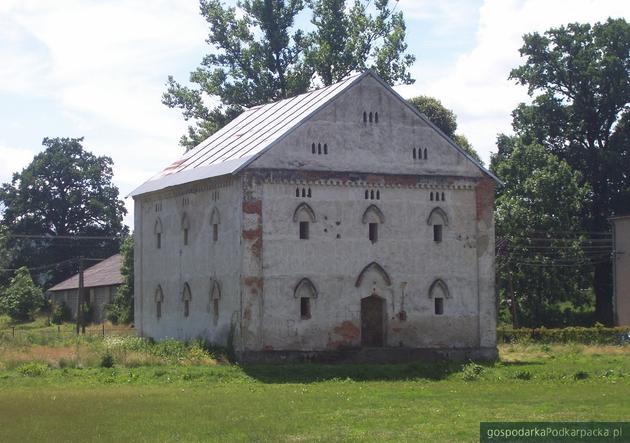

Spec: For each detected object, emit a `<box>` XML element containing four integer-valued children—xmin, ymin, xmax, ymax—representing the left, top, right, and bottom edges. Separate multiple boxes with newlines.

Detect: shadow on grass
<box><xmin>500</xmin><ymin>361</ymin><xmax>545</xmax><ymax>366</ymax></box>
<box><xmin>241</xmin><ymin>361</ymin><xmax>465</xmax><ymax>384</ymax></box>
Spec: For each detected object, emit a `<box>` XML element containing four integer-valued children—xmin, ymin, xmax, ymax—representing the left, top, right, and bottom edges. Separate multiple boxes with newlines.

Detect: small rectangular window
<box><xmin>157</xmin><ymin>301</ymin><xmax>162</xmax><ymax>319</ymax></box>
<box><xmin>184</xmin><ymin>300</ymin><xmax>190</xmax><ymax>318</ymax></box>
<box><xmin>369</xmin><ymin>223</ymin><xmax>378</xmax><ymax>243</ymax></box>
<box><xmin>299</xmin><ymin>221</ymin><xmax>309</xmax><ymax>240</ymax></box>
<box><xmin>157</xmin><ymin>233</ymin><xmax>161</xmax><ymax>249</ymax></box>
<box><xmin>300</xmin><ymin>297</ymin><xmax>311</xmax><ymax>319</ymax></box>
<box><xmin>433</xmin><ymin>225</ymin><xmax>443</xmax><ymax>243</ymax></box>
<box><xmin>184</xmin><ymin>228</ymin><xmax>189</xmax><ymax>245</ymax></box>
<box><xmin>213</xmin><ymin>223</ymin><xmax>218</xmax><ymax>242</ymax></box>
<box><xmin>435</xmin><ymin>297</ymin><xmax>444</xmax><ymax>315</ymax></box>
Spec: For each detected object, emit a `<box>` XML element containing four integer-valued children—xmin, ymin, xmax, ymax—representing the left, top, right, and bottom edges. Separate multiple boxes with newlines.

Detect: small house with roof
<box><xmin>48</xmin><ymin>254</ymin><xmax>123</xmax><ymax>323</ymax></box>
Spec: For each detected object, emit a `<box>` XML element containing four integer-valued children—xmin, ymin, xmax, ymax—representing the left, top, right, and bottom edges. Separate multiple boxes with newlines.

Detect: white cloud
<box><xmin>397</xmin><ymin>0</ymin><xmax>630</xmax><ymax>164</ymax></box>
<box><xmin>0</xmin><ymin>144</ymin><xmax>37</xmax><ymax>182</ymax></box>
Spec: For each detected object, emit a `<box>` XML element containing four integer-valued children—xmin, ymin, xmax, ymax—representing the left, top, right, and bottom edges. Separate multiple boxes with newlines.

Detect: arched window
<box><xmin>355</xmin><ymin>262</ymin><xmax>392</xmax><ymax>288</ymax></box>
<box><xmin>301</xmin><ymin>188</ymin><xmax>306</xmax><ymax>198</ymax></box>
<box><xmin>424</xmin><ymin>148</ymin><xmax>428</xmax><ymax>160</ymax></box>
<box><xmin>441</xmin><ymin>192</ymin><xmax>445</xmax><ymax>201</ymax></box>
<box><xmin>363</xmin><ymin>111</ymin><xmax>367</xmax><ymax>123</ymax></box>
<box><xmin>362</xmin><ymin>204</ymin><xmax>385</xmax><ymax>244</ymax></box>
<box><xmin>154</xmin><ymin>218</ymin><xmax>163</xmax><ymax>249</ymax></box>
<box><xmin>296</xmin><ymin>187</ymin><xmax>300</xmax><ymax>197</ymax></box>
<box><xmin>323</xmin><ymin>144</ymin><xmax>328</xmax><ymax>155</ymax></box>
<box><xmin>365</xmin><ymin>190</ymin><xmax>369</xmax><ymax>200</ymax></box>
<box><xmin>181</xmin><ymin>213</ymin><xmax>190</xmax><ymax>246</ymax></box>
<box><xmin>430</xmin><ymin>192</ymin><xmax>434</xmax><ymax>201</ymax></box>
<box><xmin>307</xmin><ymin>188</ymin><xmax>312</xmax><ymax>198</ymax></box>
<box><xmin>293</xmin><ymin>202</ymin><xmax>316</xmax><ymax>240</ymax></box>
<box><xmin>413</xmin><ymin>148</ymin><xmax>417</xmax><ymax>160</ymax></box>
<box><xmin>369</xmin><ymin>112</ymin><xmax>373</xmax><ymax>123</ymax></box>
<box><xmin>155</xmin><ymin>285</ymin><xmax>164</xmax><ymax>319</ymax></box>
<box><xmin>311</xmin><ymin>143</ymin><xmax>315</xmax><ymax>154</ymax></box>
<box><xmin>210</xmin><ymin>207</ymin><xmax>220</xmax><ymax>242</ymax></box>
<box><xmin>429</xmin><ymin>279</ymin><xmax>450</xmax><ymax>315</ymax></box>
<box><xmin>374</xmin><ymin>112</ymin><xmax>379</xmax><ymax>123</ymax></box>
<box><xmin>210</xmin><ymin>279</ymin><xmax>221</xmax><ymax>326</ymax></box>
<box><xmin>294</xmin><ymin>278</ymin><xmax>317</xmax><ymax>320</ymax></box>
<box><xmin>370</xmin><ymin>189</ymin><xmax>375</xmax><ymax>200</ymax></box>
<box><xmin>427</xmin><ymin>207</ymin><xmax>448</xmax><ymax>243</ymax></box>
<box><xmin>182</xmin><ymin>283</ymin><xmax>192</xmax><ymax>318</ymax></box>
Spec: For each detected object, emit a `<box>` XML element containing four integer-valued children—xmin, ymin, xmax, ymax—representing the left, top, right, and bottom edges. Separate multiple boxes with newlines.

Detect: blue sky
<box><xmin>1</xmin><ymin>0</ymin><xmax>628</xmax><ymax>228</ymax></box>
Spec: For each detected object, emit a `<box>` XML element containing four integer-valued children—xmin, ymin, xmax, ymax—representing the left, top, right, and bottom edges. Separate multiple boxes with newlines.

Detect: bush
<box><xmin>17</xmin><ymin>362</ymin><xmax>48</xmax><ymax>377</ymax></box>
<box><xmin>461</xmin><ymin>362</ymin><xmax>484</xmax><ymax>381</ymax></box>
<box><xmin>51</xmin><ymin>301</ymin><xmax>72</xmax><ymax>324</ymax></box>
<box><xmin>497</xmin><ymin>326</ymin><xmax>630</xmax><ymax>345</ymax></box>
<box><xmin>100</xmin><ymin>352</ymin><xmax>115</xmax><ymax>368</ymax></box>
<box><xmin>0</xmin><ymin>267</ymin><xmax>44</xmax><ymax>321</ymax></box>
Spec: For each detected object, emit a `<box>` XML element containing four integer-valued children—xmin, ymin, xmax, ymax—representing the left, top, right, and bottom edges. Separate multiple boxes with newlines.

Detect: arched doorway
<box><xmin>361</xmin><ymin>295</ymin><xmax>384</xmax><ymax>347</ymax></box>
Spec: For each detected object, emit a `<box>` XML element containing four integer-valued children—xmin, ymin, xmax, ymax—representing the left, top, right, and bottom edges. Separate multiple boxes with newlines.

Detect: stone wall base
<box><xmin>237</xmin><ymin>347</ymin><xmax>498</xmax><ymax>364</ymax></box>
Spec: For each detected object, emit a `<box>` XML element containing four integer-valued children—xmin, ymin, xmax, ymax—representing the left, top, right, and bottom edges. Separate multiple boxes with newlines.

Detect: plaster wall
<box><xmin>258</xmin><ymin>177</ymin><xmax>490</xmax><ymax>351</ymax></box>
<box><xmin>249</xmin><ymin>75</ymin><xmax>483</xmax><ymax>178</ymax></box>
<box><xmin>134</xmin><ymin>176</ymin><xmax>242</xmax><ymax>343</ymax></box>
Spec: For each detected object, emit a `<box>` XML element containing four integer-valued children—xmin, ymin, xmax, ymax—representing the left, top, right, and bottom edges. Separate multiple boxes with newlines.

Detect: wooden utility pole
<box><xmin>76</xmin><ymin>256</ymin><xmax>84</xmax><ymax>334</ymax></box>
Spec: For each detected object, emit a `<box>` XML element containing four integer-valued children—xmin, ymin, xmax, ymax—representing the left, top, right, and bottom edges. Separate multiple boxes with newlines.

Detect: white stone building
<box><xmin>130</xmin><ymin>71</ymin><xmax>500</xmax><ymax>362</ymax></box>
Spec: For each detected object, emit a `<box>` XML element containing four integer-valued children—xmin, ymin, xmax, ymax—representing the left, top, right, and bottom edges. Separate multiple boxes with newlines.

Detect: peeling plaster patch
<box><xmin>475</xmin><ymin>176</ymin><xmax>495</xmax><ymax>223</ymax></box>
<box><xmin>334</xmin><ymin>321</ymin><xmax>360</xmax><ymax>341</ymax></box>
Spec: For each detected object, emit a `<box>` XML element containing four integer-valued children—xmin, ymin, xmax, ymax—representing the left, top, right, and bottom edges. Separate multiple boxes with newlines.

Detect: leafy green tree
<box><xmin>0</xmin><ymin>267</ymin><xmax>44</xmax><ymax>321</ymax></box>
<box><xmin>163</xmin><ymin>0</ymin><xmax>415</xmax><ymax>149</ymax></box>
<box><xmin>0</xmin><ymin>138</ymin><xmax>127</xmax><ymax>287</ymax></box>
<box><xmin>408</xmin><ymin>95</ymin><xmax>483</xmax><ymax>164</ymax></box>
<box><xmin>491</xmin><ymin>139</ymin><xmax>590</xmax><ymax>327</ymax></box>
<box><xmin>107</xmin><ymin>235</ymin><xmax>134</xmax><ymax>324</ymax></box>
<box><xmin>509</xmin><ymin>18</ymin><xmax>630</xmax><ymax>324</ymax></box>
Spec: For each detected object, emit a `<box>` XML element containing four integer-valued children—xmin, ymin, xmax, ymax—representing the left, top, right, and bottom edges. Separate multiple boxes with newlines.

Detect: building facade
<box><xmin>131</xmin><ymin>71</ymin><xmax>500</xmax><ymax>361</ymax></box>
<box><xmin>612</xmin><ymin>215</ymin><xmax>630</xmax><ymax>326</ymax></box>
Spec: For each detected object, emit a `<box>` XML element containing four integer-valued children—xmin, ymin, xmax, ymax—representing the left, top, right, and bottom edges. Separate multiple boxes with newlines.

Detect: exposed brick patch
<box><xmin>243</xmin><ymin>200</ymin><xmax>262</xmax><ymax>215</ymax></box>
<box><xmin>244</xmin><ymin>276</ymin><xmax>263</xmax><ymax>295</ymax></box>
<box><xmin>334</xmin><ymin>321</ymin><xmax>360</xmax><ymax>341</ymax></box>
<box><xmin>475</xmin><ymin>176</ymin><xmax>495</xmax><ymax>222</ymax></box>
<box><xmin>263</xmin><ymin>345</ymin><xmax>274</xmax><ymax>351</ymax></box>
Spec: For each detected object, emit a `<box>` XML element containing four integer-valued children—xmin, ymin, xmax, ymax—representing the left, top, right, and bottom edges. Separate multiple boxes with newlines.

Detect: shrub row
<box><xmin>497</xmin><ymin>326</ymin><xmax>630</xmax><ymax>345</ymax></box>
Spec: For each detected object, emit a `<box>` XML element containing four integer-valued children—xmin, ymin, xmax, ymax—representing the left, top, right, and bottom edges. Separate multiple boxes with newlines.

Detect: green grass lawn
<box><xmin>0</xmin><ymin>343</ymin><xmax>629</xmax><ymax>442</ymax></box>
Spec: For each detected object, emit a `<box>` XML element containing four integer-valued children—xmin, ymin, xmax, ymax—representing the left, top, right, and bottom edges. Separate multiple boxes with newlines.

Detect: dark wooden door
<box><xmin>361</xmin><ymin>296</ymin><xmax>384</xmax><ymax>347</ymax></box>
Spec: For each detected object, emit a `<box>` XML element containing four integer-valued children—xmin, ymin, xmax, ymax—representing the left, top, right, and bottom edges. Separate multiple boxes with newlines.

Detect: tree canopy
<box><xmin>509</xmin><ymin>18</ymin><xmax>630</xmax><ymax>324</ymax></box>
<box><xmin>107</xmin><ymin>235</ymin><xmax>134</xmax><ymax>325</ymax></box>
<box><xmin>0</xmin><ymin>138</ymin><xmax>127</xmax><ymax>287</ymax></box>
<box><xmin>408</xmin><ymin>95</ymin><xmax>483</xmax><ymax>164</ymax></box>
<box><xmin>491</xmin><ymin>138</ymin><xmax>590</xmax><ymax>327</ymax></box>
<box><xmin>163</xmin><ymin>0</ymin><xmax>415</xmax><ymax>149</ymax></box>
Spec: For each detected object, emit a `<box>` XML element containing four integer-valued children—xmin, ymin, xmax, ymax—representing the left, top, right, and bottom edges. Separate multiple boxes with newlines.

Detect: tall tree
<box><xmin>509</xmin><ymin>18</ymin><xmax>630</xmax><ymax>324</ymax></box>
<box><xmin>408</xmin><ymin>95</ymin><xmax>483</xmax><ymax>164</ymax></box>
<box><xmin>0</xmin><ymin>138</ymin><xmax>127</xmax><ymax>287</ymax></box>
<box><xmin>491</xmin><ymin>138</ymin><xmax>590</xmax><ymax>327</ymax></box>
<box><xmin>163</xmin><ymin>0</ymin><xmax>415</xmax><ymax>149</ymax></box>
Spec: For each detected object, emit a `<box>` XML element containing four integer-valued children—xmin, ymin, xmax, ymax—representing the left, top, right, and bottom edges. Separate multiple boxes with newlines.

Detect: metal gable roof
<box><xmin>48</xmin><ymin>254</ymin><xmax>123</xmax><ymax>292</ymax></box>
<box><xmin>129</xmin><ymin>72</ymin><xmax>365</xmax><ymax>197</ymax></box>
<box><xmin>129</xmin><ymin>70</ymin><xmax>500</xmax><ymax>197</ymax></box>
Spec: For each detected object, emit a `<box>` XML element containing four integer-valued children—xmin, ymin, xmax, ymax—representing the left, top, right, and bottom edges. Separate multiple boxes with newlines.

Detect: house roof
<box><xmin>129</xmin><ymin>71</ymin><xmax>500</xmax><ymax>197</ymax></box>
<box><xmin>48</xmin><ymin>254</ymin><xmax>123</xmax><ymax>291</ymax></box>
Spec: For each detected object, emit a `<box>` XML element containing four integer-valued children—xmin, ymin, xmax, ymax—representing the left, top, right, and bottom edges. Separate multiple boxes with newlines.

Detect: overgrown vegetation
<box><xmin>106</xmin><ymin>235</ymin><xmax>134</xmax><ymax>324</ymax></box>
